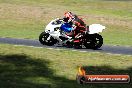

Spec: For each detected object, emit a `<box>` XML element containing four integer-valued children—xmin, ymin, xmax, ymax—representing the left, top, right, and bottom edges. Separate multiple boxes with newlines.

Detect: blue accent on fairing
<box><xmin>60</xmin><ymin>23</ymin><xmax>73</xmax><ymax>33</ymax></box>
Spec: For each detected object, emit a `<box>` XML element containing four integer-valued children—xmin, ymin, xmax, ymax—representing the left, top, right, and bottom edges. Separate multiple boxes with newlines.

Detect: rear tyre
<box><xmin>84</xmin><ymin>34</ymin><xmax>103</xmax><ymax>49</ymax></box>
<box><xmin>39</xmin><ymin>32</ymin><xmax>57</xmax><ymax>46</ymax></box>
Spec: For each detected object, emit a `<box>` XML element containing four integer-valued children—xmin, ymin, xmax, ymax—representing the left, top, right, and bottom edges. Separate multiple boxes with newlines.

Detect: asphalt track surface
<box><xmin>0</xmin><ymin>37</ymin><xmax>132</xmax><ymax>55</ymax></box>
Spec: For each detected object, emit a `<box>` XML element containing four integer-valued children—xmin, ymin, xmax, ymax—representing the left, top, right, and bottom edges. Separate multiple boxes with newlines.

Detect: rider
<box><xmin>63</xmin><ymin>11</ymin><xmax>86</xmax><ymax>39</ymax></box>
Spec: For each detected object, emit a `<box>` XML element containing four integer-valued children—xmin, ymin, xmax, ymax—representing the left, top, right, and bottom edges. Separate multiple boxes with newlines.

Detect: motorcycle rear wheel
<box><xmin>84</xmin><ymin>34</ymin><xmax>103</xmax><ymax>49</ymax></box>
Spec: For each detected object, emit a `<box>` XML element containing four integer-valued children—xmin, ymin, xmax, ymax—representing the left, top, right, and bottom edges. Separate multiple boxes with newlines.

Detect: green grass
<box><xmin>0</xmin><ymin>0</ymin><xmax>132</xmax><ymax>46</ymax></box>
<box><xmin>0</xmin><ymin>44</ymin><xmax>132</xmax><ymax>88</ymax></box>
<box><xmin>0</xmin><ymin>19</ymin><xmax>43</xmax><ymax>39</ymax></box>
<box><xmin>0</xmin><ymin>1</ymin><xmax>131</xmax><ymax>87</ymax></box>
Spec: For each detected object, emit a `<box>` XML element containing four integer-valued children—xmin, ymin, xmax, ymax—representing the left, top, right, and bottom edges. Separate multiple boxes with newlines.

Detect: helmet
<box><xmin>64</xmin><ymin>11</ymin><xmax>75</xmax><ymax>22</ymax></box>
<box><xmin>64</xmin><ymin>11</ymin><xmax>73</xmax><ymax>18</ymax></box>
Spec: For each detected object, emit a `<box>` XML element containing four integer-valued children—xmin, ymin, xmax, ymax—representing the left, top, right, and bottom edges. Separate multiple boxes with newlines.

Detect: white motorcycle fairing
<box><xmin>44</xmin><ymin>18</ymin><xmax>72</xmax><ymax>43</ymax></box>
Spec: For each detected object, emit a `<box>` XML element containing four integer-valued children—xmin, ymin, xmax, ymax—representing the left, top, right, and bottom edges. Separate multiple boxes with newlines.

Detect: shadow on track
<box><xmin>0</xmin><ymin>54</ymin><xmax>132</xmax><ymax>88</ymax></box>
<box><xmin>0</xmin><ymin>54</ymin><xmax>77</xmax><ymax>88</ymax></box>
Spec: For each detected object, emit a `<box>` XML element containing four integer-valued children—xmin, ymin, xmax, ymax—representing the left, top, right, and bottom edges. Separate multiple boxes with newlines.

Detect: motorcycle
<box><xmin>39</xmin><ymin>18</ymin><xmax>105</xmax><ymax>49</ymax></box>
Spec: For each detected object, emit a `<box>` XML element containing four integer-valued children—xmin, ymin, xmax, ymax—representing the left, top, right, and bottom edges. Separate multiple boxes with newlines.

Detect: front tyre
<box><xmin>39</xmin><ymin>32</ymin><xmax>56</xmax><ymax>46</ymax></box>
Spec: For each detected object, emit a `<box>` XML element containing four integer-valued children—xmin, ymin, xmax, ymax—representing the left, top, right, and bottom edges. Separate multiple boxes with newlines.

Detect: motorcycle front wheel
<box><xmin>39</xmin><ymin>32</ymin><xmax>57</xmax><ymax>46</ymax></box>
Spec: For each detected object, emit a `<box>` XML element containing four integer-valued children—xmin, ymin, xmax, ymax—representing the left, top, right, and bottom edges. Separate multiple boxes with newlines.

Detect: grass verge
<box><xmin>0</xmin><ymin>44</ymin><xmax>132</xmax><ymax>88</ymax></box>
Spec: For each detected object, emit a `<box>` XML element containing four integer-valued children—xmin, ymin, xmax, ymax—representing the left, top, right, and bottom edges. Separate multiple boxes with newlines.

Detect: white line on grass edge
<box><xmin>12</xmin><ymin>44</ymin><xmax>130</xmax><ymax>56</ymax></box>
